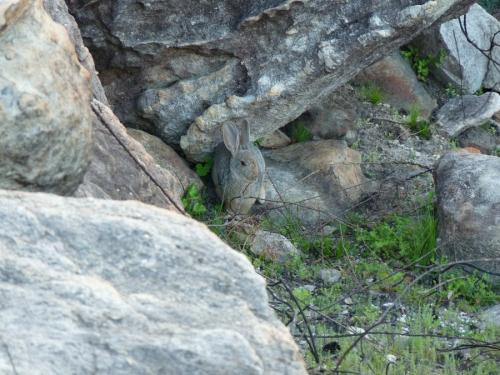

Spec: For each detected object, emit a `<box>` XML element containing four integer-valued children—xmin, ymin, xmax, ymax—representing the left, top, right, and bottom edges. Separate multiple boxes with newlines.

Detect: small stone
<box><xmin>250</xmin><ymin>230</ymin><xmax>300</xmax><ymax>263</ymax></box>
<box><xmin>435</xmin><ymin>93</ymin><xmax>500</xmax><ymax>138</ymax></box>
<box><xmin>344</xmin><ymin>297</ymin><xmax>353</xmax><ymax>305</ymax></box>
<box><xmin>386</xmin><ymin>354</ymin><xmax>397</xmax><ymax>363</ymax></box>
<box><xmin>320</xmin><ymin>225</ymin><xmax>336</xmax><ymax>236</ymax></box>
<box><xmin>319</xmin><ymin>269</ymin><xmax>342</xmax><ymax>285</ymax></box>
<box><xmin>302</xmin><ymin>285</ymin><xmax>316</xmax><ymax>292</ymax></box>
<box><xmin>458</xmin><ymin>126</ymin><xmax>497</xmax><ymax>155</ymax></box>
<box><xmin>481</xmin><ymin>304</ymin><xmax>500</xmax><ymax>328</ymax></box>
<box><xmin>258</xmin><ymin>130</ymin><xmax>291</xmax><ymax>149</ymax></box>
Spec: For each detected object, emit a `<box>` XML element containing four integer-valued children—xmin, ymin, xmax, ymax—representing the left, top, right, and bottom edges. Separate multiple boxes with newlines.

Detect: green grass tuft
<box><xmin>360</xmin><ymin>83</ymin><xmax>384</xmax><ymax>105</ymax></box>
<box><xmin>406</xmin><ymin>106</ymin><xmax>432</xmax><ymax>140</ymax></box>
<box><xmin>290</xmin><ymin>122</ymin><xmax>313</xmax><ymax>143</ymax></box>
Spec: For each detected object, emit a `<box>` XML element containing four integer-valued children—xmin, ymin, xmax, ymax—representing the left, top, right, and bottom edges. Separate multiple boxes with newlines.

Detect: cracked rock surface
<box><xmin>0</xmin><ymin>190</ymin><xmax>307</xmax><ymax>375</ymax></box>
<box><xmin>0</xmin><ymin>0</ymin><xmax>92</xmax><ymax>194</ymax></box>
<box><xmin>68</xmin><ymin>0</ymin><xmax>475</xmax><ymax>161</ymax></box>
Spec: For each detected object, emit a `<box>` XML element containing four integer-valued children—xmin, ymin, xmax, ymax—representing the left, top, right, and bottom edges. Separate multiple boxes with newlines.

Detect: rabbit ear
<box><xmin>222</xmin><ymin>123</ymin><xmax>240</xmax><ymax>156</ymax></box>
<box><xmin>239</xmin><ymin>120</ymin><xmax>251</xmax><ymax>146</ymax></box>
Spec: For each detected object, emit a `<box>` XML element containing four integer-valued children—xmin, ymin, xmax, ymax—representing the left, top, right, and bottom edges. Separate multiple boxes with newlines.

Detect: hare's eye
<box><xmin>240</xmin><ymin>160</ymin><xmax>247</xmax><ymax>167</ymax></box>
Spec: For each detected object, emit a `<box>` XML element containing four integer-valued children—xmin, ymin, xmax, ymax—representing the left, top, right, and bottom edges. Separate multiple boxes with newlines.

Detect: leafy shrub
<box><xmin>441</xmin><ymin>272</ymin><xmax>499</xmax><ymax>308</ymax></box>
<box><xmin>360</xmin><ymin>83</ymin><xmax>384</xmax><ymax>105</ymax></box>
<box><xmin>194</xmin><ymin>157</ymin><xmax>213</xmax><ymax>177</ymax></box>
<box><xmin>356</xmin><ymin>198</ymin><xmax>437</xmax><ymax>266</ymax></box>
<box><xmin>401</xmin><ymin>46</ymin><xmax>445</xmax><ymax>82</ymax></box>
<box><xmin>181</xmin><ymin>184</ymin><xmax>207</xmax><ymax>218</ymax></box>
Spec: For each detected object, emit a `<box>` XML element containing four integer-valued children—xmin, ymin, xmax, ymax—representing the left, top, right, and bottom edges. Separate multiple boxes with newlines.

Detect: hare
<box><xmin>212</xmin><ymin>121</ymin><xmax>265</xmax><ymax>214</ymax></box>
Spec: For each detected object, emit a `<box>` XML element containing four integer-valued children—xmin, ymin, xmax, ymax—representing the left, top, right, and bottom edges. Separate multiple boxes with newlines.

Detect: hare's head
<box><xmin>222</xmin><ymin>121</ymin><xmax>264</xmax><ymax>181</ymax></box>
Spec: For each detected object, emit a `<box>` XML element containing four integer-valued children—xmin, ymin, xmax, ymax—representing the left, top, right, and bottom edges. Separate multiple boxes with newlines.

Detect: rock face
<box><xmin>43</xmin><ymin>0</ymin><xmax>185</xmax><ymax>211</ymax></box>
<box><xmin>0</xmin><ymin>0</ymin><xmax>92</xmax><ymax>194</ymax></box>
<box><xmin>435</xmin><ymin>92</ymin><xmax>500</xmax><ymax>138</ymax></box>
<box><xmin>74</xmin><ymin>101</ymin><xmax>185</xmax><ymax>212</ymax></box>
<box><xmin>434</xmin><ymin>152</ymin><xmax>500</xmax><ymax>283</ymax></box>
<box><xmin>68</xmin><ymin>0</ymin><xmax>475</xmax><ymax>161</ymax></box>
<box><xmin>261</xmin><ymin>140</ymin><xmax>366</xmax><ymax>226</ymax></box>
<box><xmin>0</xmin><ymin>190</ymin><xmax>307</xmax><ymax>375</ymax></box>
<box><xmin>304</xmin><ymin>85</ymin><xmax>360</xmax><ymax>141</ymax></box>
<box><xmin>417</xmin><ymin>4</ymin><xmax>500</xmax><ymax>93</ymax></box>
<box><xmin>128</xmin><ymin>128</ymin><xmax>204</xmax><ymax>195</ymax></box>
<box><xmin>355</xmin><ymin>51</ymin><xmax>437</xmax><ymax>119</ymax></box>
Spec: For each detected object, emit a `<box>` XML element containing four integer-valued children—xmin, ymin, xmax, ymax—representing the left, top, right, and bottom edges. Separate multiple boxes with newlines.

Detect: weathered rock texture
<box><xmin>44</xmin><ymin>0</ymin><xmax>184</xmax><ymax>211</ymax></box>
<box><xmin>68</xmin><ymin>0</ymin><xmax>475</xmax><ymax>161</ymax></box>
<box><xmin>0</xmin><ymin>190</ymin><xmax>307</xmax><ymax>374</ymax></box>
<box><xmin>250</xmin><ymin>230</ymin><xmax>300</xmax><ymax>263</ymax></box>
<box><xmin>458</xmin><ymin>125</ymin><xmax>498</xmax><ymax>154</ymax></box>
<box><xmin>434</xmin><ymin>152</ymin><xmax>500</xmax><ymax>283</ymax></box>
<box><xmin>435</xmin><ymin>92</ymin><xmax>500</xmax><ymax>137</ymax></box>
<box><xmin>302</xmin><ymin>85</ymin><xmax>360</xmax><ymax>141</ymax></box>
<box><xmin>0</xmin><ymin>0</ymin><xmax>92</xmax><ymax>194</ymax></box>
<box><xmin>261</xmin><ymin>140</ymin><xmax>366</xmax><ymax>226</ymax></box>
<box><xmin>128</xmin><ymin>128</ymin><xmax>204</xmax><ymax>194</ymax></box>
<box><xmin>416</xmin><ymin>4</ymin><xmax>500</xmax><ymax>93</ymax></box>
<box><xmin>355</xmin><ymin>51</ymin><xmax>437</xmax><ymax>119</ymax></box>
<box><xmin>74</xmin><ymin>100</ymin><xmax>185</xmax><ymax>212</ymax></box>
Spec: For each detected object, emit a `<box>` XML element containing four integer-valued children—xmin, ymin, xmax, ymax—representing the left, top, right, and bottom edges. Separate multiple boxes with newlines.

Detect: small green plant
<box><xmin>440</xmin><ymin>272</ymin><xmax>499</xmax><ymax>309</ymax></box>
<box><xmin>181</xmin><ymin>184</ymin><xmax>207</xmax><ymax>218</ymax></box>
<box><xmin>194</xmin><ymin>157</ymin><xmax>214</xmax><ymax>177</ymax></box>
<box><xmin>445</xmin><ymin>83</ymin><xmax>461</xmax><ymax>98</ymax></box>
<box><xmin>480</xmin><ymin>121</ymin><xmax>497</xmax><ymax>135</ymax></box>
<box><xmin>292</xmin><ymin>287</ymin><xmax>313</xmax><ymax>308</ymax></box>
<box><xmin>401</xmin><ymin>46</ymin><xmax>446</xmax><ymax>82</ymax></box>
<box><xmin>254</xmin><ymin>137</ymin><xmax>265</xmax><ymax>146</ymax></box>
<box><xmin>356</xmin><ymin>196</ymin><xmax>437</xmax><ymax>266</ymax></box>
<box><xmin>474</xmin><ymin>86</ymin><xmax>486</xmax><ymax>96</ymax></box>
<box><xmin>290</xmin><ymin>122</ymin><xmax>313</xmax><ymax>143</ymax></box>
<box><xmin>449</xmin><ymin>138</ymin><xmax>460</xmax><ymax>149</ymax></box>
<box><xmin>360</xmin><ymin>83</ymin><xmax>384</xmax><ymax>105</ymax></box>
<box><xmin>406</xmin><ymin>105</ymin><xmax>432</xmax><ymax>139</ymax></box>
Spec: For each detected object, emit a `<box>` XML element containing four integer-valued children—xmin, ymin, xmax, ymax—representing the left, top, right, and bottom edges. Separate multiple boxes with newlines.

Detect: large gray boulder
<box><xmin>0</xmin><ymin>0</ymin><xmax>93</xmax><ymax>194</ymax></box>
<box><xmin>416</xmin><ymin>4</ymin><xmax>500</xmax><ymax>93</ymax></box>
<box><xmin>0</xmin><ymin>190</ymin><xmax>307</xmax><ymax>375</ymax></box>
<box><xmin>434</xmin><ymin>152</ymin><xmax>500</xmax><ymax>283</ymax></box>
<box><xmin>43</xmin><ymin>0</ymin><xmax>185</xmax><ymax>211</ymax></box>
<box><xmin>68</xmin><ymin>0</ymin><xmax>474</xmax><ymax>161</ymax></box>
